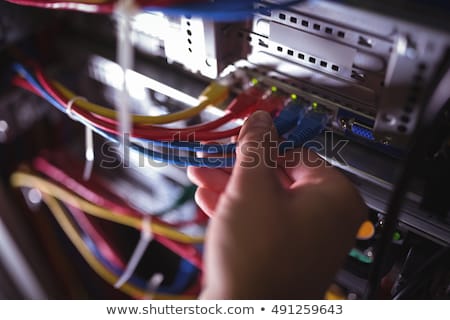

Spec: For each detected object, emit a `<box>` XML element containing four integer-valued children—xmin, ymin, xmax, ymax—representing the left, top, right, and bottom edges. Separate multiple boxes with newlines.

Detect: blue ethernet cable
<box><xmin>135</xmin><ymin>138</ymin><xmax>236</xmax><ymax>154</ymax></box>
<box><xmin>279</xmin><ymin>111</ymin><xmax>328</xmax><ymax>153</ymax></box>
<box><xmin>144</xmin><ymin>0</ymin><xmax>256</xmax><ymax>21</ymax></box>
<box><xmin>158</xmin><ymin>258</ymin><xmax>199</xmax><ymax>294</ymax></box>
<box><xmin>12</xmin><ymin>63</ymin><xmax>66</xmax><ymax>113</ymax></box>
<box><xmin>144</xmin><ymin>0</ymin><xmax>308</xmax><ymax>21</ymax></box>
<box><xmin>12</xmin><ymin>63</ymin><xmax>235</xmax><ymax>167</ymax></box>
<box><xmin>131</xmin><ymin>141</ymin><xmax>235</xmax><ymax>167</ymax></box>
<box><xmin>273</xmin><ymin>100</ymin><xmax>306</xmax><ymax>136</ymax></box>
<box><xmin>84</xmin><ymin>235</ymin><xmax>198</xmax><ymax>294</ymax></box>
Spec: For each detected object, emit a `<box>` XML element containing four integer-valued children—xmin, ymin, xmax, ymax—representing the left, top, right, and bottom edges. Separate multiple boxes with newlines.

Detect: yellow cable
<box><xmin>52</xmin><ymin>80</ymin><xmax>229</xmax><ymax>125</ymax></box>
<box><xmin>10</xmin><ymin>172</ymin><xmax>204</xmax><ymax>244</ymax></box>
<box><xmin>42</xmin><ymin>194</ymin><xmax>195</xmax><ymax>299</ymax></box>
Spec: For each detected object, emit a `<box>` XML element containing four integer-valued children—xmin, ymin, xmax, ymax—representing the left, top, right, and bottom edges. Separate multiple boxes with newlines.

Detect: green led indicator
<box><xmin>251</xmin><ymin>78</ymin><xmax>259</xmax><ymax>85</ymax></box>
<box><xmin>271</xmin><ymin>86</ymin><xmax>278</xmax><ymax>92</ymax></box>
<box><xmin>312</xmin><ymin>102</ymin><xmax>318</xmax><ymax>109</ymax></box>
<box><xmin>290</xmin><ymin>93</ymin><xmax>297</xmax><ymax>100</ymax></box>
<box><xmin>393</xmin><ymin>232</ymin><xmax>401</xmax><ymax>241</ymax></box>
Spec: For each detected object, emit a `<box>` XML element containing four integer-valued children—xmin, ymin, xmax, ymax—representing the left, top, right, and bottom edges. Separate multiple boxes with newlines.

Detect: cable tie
<box><xmin>114</xmin><ymin>216</ymin><xmax>153</xmax><ymax>289</ymax></box>
<box><xmin>65</xmin><ymin>96</ymin><xmax>95</xmax><ymax>181</ymax></box>
<box><xmin>66</xmin><ymin>96</ymin><xmax>87</xmax><ymax>121</ymax></box>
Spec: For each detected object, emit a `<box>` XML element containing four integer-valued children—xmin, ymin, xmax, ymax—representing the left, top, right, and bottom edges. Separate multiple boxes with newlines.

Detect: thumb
<box><xmin>226</xmin><ymin>111</ymin><xmax>280</xmax><ymax>196</ymax></box>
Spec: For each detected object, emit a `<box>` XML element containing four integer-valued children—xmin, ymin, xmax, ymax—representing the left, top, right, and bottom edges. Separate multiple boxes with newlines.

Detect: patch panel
<box><xmin>250</xmin><ymin>1</ymin><xmax>450</xmax><ymax>147</ymax></box>
<box><xmin>232</xmin><ymin>61</ymin><xmax>379</xmax><ymax>137</ymax></box>
<box><xmin>230</xmin><ymin>61</ymin><xmax>409</xmax><ymax>162</ymax></box>
<box><xmin>235</xmin><ymin>62</ymin><xmax>374</xmax><ymax>116</ymax></box>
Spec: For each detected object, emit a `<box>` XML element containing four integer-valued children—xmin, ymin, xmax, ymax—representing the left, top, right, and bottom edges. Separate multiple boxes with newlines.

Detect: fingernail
<box><xmin>246</xmin><ymin>111</ymin><xmax>272</xmax><ymax>129</ymax></box>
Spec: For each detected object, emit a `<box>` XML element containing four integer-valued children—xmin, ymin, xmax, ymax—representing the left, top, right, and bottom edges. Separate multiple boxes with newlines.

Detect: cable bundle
<box><xmin>11</xmin><ymin>154</ymin><xmax>207</xmax><ymax>298</ymax></box>
<box><xmin>11</xmin><ymin>62</ymin><xmax>291</xmax><ymax>167</ymax></box>
<box><xmin>11</xmin><ymin>61</ymin><xmax>331</xmax><ymax>167</ymax></box>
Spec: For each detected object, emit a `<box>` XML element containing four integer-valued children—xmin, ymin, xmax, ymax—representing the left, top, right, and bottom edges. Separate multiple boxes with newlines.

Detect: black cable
<box><xmin>365</xmin><ymin>62</ymin><xmax>450</xmax><ymax>299</ymax></box>
<box><xmin>365</xmin><ymin>126</ymin><xmax>429</xmax><ymax>299</ymax></box>
<box><xmin>393</xmin><ymin>247</ymin><xmax>450</xmax><ymax>299</ymax></box>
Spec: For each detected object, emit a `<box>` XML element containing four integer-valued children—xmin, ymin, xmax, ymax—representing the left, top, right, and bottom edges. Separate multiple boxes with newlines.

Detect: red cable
<box><xmin>63</xmin><ymin>85</ymin><xmax>263</xmax><ymax>133</ymax></box>
<box><xmin>67</xmin><ymin>202</ymin><xmax>203</xmax><ymax>272</ymax></box>
<box><xmin>34</xmin><ymin>67</ymin><xmax>271</xmax><ymax>141</ymax></box>
<box><xmin>5</xmin><ymin>0</ymin><xmax>114</xmax><ymax>13</ymax></box>
<box><xmin>154</xmin><ymin>235</ymin><xmax>203</xmax><ymax>270</ymax></box>
<box><xmin>5</xmin><ymin>0</ymin><xmax>203</xmax><ymax>13</ymax></box>
<box><xmin>33</xmin><ymin>155</ymin><xmax>207</xmax><ymax>228</ymax></box>
<box><xmin>33</xmin><ymin>155</ymin><xmax>140</xmax><ymax>216</ymax></box>
<box><xmin>138</xmin><ymin>0</ymin><xmax>206</xmax><ymax>7</ymax></box>
<box><xmin>67</xmin><ymin>203</ymin><xmax>126</xmax><ymax>268</ymax></box>
<box><xmin>33</xmin><ymin>156</ymin><xmax>179</xmax><ymax>227</ymax></box>
<box><xmin>33</xmin><ymin>156</ymin><xmax>204</xmax><ymax>268</ymax></box>
<box><xmin>16</xmin><ymin>66</ymin><xmax>287</xmax><ymax>141</ymax></box>
<box><xmin>36</xmin><ymin>69</ymin><xmax>238</xmax><ymax>140</ymax></box>
<box><xmin>12</xmin><ymin>76</ymin><xmax>41</xmax><ymax>95</ymax></box>
<box><xmin>67</xmin><ymin>202</ymin><xmax>203</xmax><ymax>270</ymax></box>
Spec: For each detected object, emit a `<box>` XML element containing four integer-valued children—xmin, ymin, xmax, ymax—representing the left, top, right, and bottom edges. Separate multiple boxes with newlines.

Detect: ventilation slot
<box><xmin>186</xmin><ymin>21</ymin><xmax>193</xmax><ymax>53</ymax></box>
<box><xmin>358</xmin><ymin>36</ymin><xmax>372</xmax><ymax>48</ymax></box>
<box><xmin>258</xmin><ymin>39</ymin><xmax>269</xmax><ymax>48</ymax></box>
<box><xmin>351</xmin><ymin>70</ymin><xmax>365</xmax><ymax>81</ymax></box>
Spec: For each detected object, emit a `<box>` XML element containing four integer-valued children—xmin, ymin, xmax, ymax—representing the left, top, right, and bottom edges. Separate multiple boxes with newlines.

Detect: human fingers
<box><xmin>225</xmin><ymin>111</ymin><xmax>281</xmax><ymax>198</ymax></box>
<box><xmin>187</xmin><ymin>167</ymin><xmax>230</xmax><ymax>193</ymax></box>
<box><xmin>194</xmin><ymin>187</ymin><xmax>222</xmax><ymax>217</ymax></box>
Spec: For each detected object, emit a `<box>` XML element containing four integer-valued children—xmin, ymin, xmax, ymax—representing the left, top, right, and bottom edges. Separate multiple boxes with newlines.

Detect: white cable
<box><xmin>145</xmin><ymin>273</ymin><xmax>165</xmax><ymax>300</ymax></box>
<box><xmin>114</xmin><ymin>216</ymin><xmax>153</xmax><ymax>289</ymax></box>
<box><xmin>115</xmin><ymin>0</ymin><xmax>136</xmax><ymax>163</ymax></box>
<box><xmin>66</xmin><ymin>96</ymin><xmax>95</xmax><ymax>181</ymax></box>
<box><xmin>82</xmin><ymin>125</ymin><xmax>95</xmax><ymax>181</ymax></box>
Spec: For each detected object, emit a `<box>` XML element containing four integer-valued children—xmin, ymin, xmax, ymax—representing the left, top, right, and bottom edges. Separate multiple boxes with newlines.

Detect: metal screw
<box><xmin>340</xmin><ymin>119</ymin><xmax>349</xmax><ymax>129</ymax></box>
<box><xmin>381</xmin><ymin>137</ymin><xmax>391</xmax><ymax>145</ymax></box>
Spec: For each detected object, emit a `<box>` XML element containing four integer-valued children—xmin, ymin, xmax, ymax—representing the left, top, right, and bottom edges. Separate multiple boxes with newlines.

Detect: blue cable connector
<box><xmin>273</xmin><ymin>100</ymin><xmax>306</xmax><ymax>136</ymax></box>
<box><xmin>279</xmin><ymin>111</ymin><xmax>328</xmax><ymax>153</ymax></box>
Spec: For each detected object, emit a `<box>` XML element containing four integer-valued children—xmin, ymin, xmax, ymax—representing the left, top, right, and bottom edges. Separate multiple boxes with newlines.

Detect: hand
<box><xmin>188</xmin><ymin>111</ymin><xmax>367</xmax><ymax>299</ymax></box>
